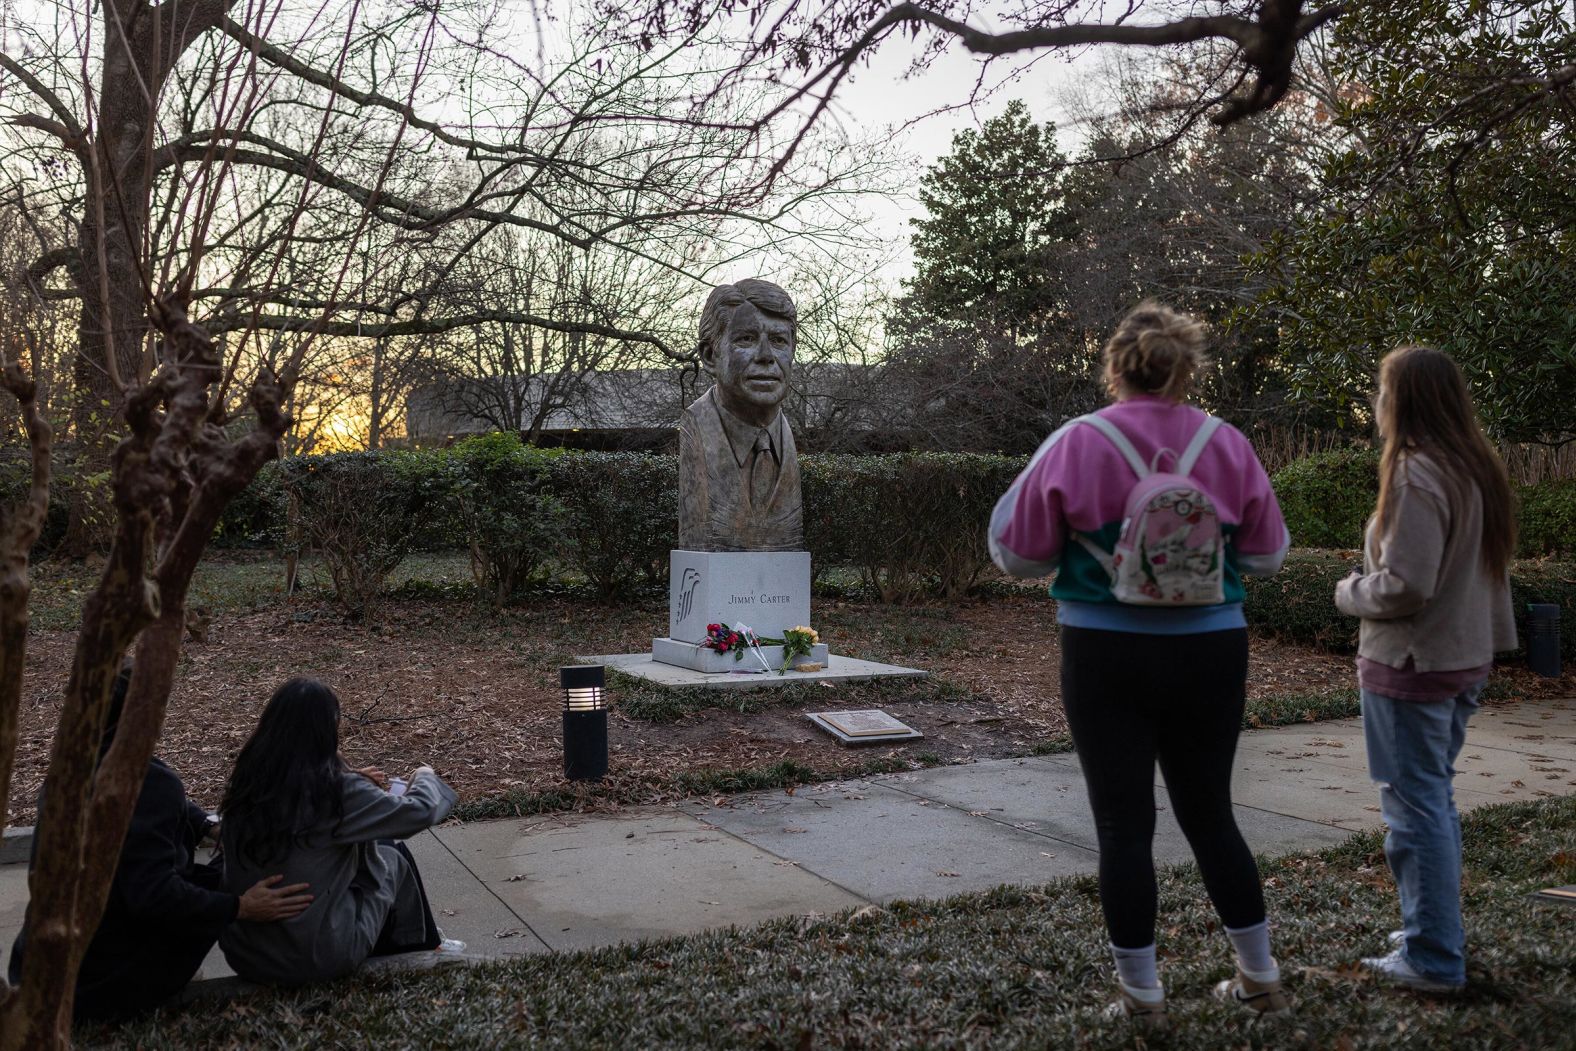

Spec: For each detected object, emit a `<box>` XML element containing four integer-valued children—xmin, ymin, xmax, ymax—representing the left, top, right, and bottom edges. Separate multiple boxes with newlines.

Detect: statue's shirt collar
<box><xmin>710</xmin><ymin>388</ymin><xmax>784</xmax><ymax>469</ymax></box>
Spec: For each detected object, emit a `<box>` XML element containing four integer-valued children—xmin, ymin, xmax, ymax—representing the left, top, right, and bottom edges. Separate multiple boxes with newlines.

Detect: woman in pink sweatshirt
<box><xmin>1335</xmin><ymin>346</ymin><xmax>1516</xmax><ymax>994</ymax></box>
<box><xmin>989</xmin><ymin>301</ymin><xmax>1292</xmax><ymax>1025</ymax></box>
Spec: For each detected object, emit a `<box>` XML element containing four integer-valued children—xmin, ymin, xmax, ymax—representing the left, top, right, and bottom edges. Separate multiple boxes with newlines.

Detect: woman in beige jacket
<box><xmin>1335</xmin><ymin>346</ymin><xmax>1517</xmax><ymax>994</ymax></box>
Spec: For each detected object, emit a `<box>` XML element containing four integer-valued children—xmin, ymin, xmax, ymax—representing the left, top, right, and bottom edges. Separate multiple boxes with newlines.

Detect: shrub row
<box><xmin>1245</xmin><ymin>549</ymin><xmax>1576</xmax><ymax>662</ymax></box>
<box><xmin>204</xmin><ymin>441</ymin><xmax>1024</xmax><ymax>611</ymax></box>
<box><xmin>1272</xmin><ymin>447</ymin><xmax>1575</xmax><ymax>557</ymax></box>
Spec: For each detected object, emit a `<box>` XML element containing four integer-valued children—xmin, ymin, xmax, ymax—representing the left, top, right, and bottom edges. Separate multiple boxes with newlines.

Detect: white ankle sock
<box><xmin>1111</xmin><ymin>943</ymin><xmax>1161</xmax><ymax>992</ymax></box>
<box><xmin>1226</xmin><ymin>920</ymin><xmax>1278</xmax><ymax>981</ymax></box>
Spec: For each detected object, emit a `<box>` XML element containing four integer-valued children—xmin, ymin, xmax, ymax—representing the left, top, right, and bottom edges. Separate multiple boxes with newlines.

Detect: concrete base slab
<box><xmin>586</xmin><ymin>652</ymin><xmax>927</xmax><ymax>690</ymax></box>
<box><xmin>683</xmin><ymin>776</ymin><xmax>1100</xmax><ymax>903</ymax></box>
<box><xmin>433</xmin><ymin>811</ymin><xmax>867</xmax><ymax>951</ymax></box>
<box><xmin>652</xmin><ymin>637</ymin><xmax>829</xmax><ymax>673</ymax></box>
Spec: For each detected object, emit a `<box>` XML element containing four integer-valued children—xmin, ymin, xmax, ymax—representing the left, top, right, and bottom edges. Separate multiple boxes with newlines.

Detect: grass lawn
<box><xmin>86</xmin><ymin>796</ymin><xmax>1576</xmax><ymax>1049</ymax></box>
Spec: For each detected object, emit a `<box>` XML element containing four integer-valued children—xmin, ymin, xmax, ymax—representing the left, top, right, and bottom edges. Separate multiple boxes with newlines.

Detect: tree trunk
<box><xmin>0</xmin><ymin>357</ymin><xmax>53</xmax><ymax>874</ymax></box>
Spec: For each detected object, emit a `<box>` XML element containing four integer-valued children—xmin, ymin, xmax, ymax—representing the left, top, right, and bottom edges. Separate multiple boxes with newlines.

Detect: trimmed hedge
<box><xmin>1247</xmin><ymin>550</ymin><xmax>1576</xmax><ymax>662</ymax></box>
<box><xmin>1271</xmin><ymin>447</ymin><xmax>1377</xmax><ymax>550</ymax></box>
<box><xmin>1518</xmin><ymin>478</ymin><xmax>1576</xmax><ymax>557</ymax></box>
<box><xmin>547</xmin><ymin>451</ymin><xmax>677</xmax><ymax>598</ymax></box>
<box><xmin>210</xmin><ymin>448</ymin><xmax>1028</xmax><ymax>605</ymax></box>
<box><xmin>443</xmin><ymin>434</ymin><xmax>566</xmax><ymax>605</ymax></box>
<box><xmin>1272</xmin><ymin>446</ymin><xmax>1575</xmax><ymax>557</ymax></box>
<box><xmin>804</xmin><ymin>453</ymin><xmax>1023</xmax><ymax>602</ymax></box>
<box><xmin>275</xmin><ymin>451</ymin><xmax>445</xmax><ymax>617</ymax></box>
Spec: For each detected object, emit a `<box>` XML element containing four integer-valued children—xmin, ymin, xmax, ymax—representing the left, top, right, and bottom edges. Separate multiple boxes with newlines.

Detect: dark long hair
<box><xmin>220</xmin><ymin>678</ymin><xmax>347</xmax><ymax>867</ymax></box>
<box><xmin>1375</xmin><ymin>346</ymin><xmax>1516</xmax><ymax>578</ymax></box>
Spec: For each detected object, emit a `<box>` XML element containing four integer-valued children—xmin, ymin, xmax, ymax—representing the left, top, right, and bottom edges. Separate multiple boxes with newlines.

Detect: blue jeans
<box><xmin>1361</xmin><ymin>684</ymin><xmax>1483</xmax><ymax>986</ymax></box>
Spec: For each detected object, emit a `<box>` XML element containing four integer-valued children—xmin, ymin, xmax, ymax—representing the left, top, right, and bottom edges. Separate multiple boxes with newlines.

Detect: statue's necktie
<box><xmin>749</xmin><ymin>430</ymin><xmax>775</xmax><ymax>508</ymax></box>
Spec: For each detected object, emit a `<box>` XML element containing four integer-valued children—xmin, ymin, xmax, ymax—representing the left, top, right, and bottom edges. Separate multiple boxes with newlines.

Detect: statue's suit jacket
<box><xmin>678</xmin><ymin>386</ymin><xmax>803</xmax><ymax>552</ymax></box>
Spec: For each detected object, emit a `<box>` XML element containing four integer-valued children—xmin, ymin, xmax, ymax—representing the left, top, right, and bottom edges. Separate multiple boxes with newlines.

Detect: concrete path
<box><xmin>1</xmin><ymin>697</ymin><xmax>1572</xmax><ymax>984</ymax></box>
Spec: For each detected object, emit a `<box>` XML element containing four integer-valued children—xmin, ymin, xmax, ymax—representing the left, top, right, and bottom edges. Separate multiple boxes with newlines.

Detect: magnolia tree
<box><xmin>0</xmin><ymin>0</ymin><xmax>879</xmax><ymax>1043</ymax></box>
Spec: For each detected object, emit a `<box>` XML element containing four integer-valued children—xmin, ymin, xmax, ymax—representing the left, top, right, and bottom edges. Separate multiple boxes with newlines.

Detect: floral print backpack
<box><xmin>1072</xmin><ymin>413</ymin><xmax>1227</xmax><ymax>606</ymax></box>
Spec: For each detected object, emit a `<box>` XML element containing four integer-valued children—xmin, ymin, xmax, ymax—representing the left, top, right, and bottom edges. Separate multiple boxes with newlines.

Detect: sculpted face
<box><xmin>708</xmin><ymin>301</ymin><xmax>794</xmax><ymax>425</ymax></box>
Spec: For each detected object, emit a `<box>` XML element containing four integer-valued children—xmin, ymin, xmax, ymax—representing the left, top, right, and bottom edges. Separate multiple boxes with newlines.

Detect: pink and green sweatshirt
<box><xmin>988</xmin><ymin>396</ymin><xmax>1290</xmax><ymax>634</ymax></box>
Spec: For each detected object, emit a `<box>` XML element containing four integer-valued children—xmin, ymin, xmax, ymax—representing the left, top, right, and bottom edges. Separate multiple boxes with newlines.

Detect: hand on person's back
<box><xmin>238</xmin><ymin>875</ymin><xmax>313</xmax><ymax>922</ymax></box>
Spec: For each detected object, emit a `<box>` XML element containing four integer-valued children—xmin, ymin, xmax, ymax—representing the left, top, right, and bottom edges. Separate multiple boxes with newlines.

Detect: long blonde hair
<box><xmin>1101</xmin><ymin>301</ymin><xmax>1207</xmax><ymax>402</ymax></box>
<box><xmin>1374</xmin><ymin>346</ymin><xmax>1515</xmax><ymax>577</ymax></box>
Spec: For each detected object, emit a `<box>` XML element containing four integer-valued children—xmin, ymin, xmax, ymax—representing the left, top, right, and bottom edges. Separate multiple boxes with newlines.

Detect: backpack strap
<box><xmin>1076</xmin><ymin>414</ymin><xmax>1149</xmax><ymax>478</ymax></box>
<box><xmin>1176</xmin><ymin>415</ymin><xmax>1225</xmax><ymax>476</ymax></box>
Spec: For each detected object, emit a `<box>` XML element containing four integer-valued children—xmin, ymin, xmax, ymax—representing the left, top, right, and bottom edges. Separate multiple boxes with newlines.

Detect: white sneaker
<box><xmin>437</xmin><ymin>938</ymin><xmax>467</xmax><ymax>953</ymax></box>
<box><xmin>1387</xmin><ymin>930</ymin><xmax>1405</xmax><ymax>950</ymax></box>
<box><xmin>1104</xmin><ymin>983</ymin><xmax>1167</xmax><ymax>1028</ymax></box>
<box><xmin>1360</xmin><ymin>949</ymin><xmax>1463</xmax><ymax>994</ymax></box>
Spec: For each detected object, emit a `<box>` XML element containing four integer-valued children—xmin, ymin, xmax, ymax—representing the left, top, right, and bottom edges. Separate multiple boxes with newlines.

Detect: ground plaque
<box><xmin>808</xmin><ymin>709</ymin><xmax>923</xmax><ymax>746</ymax></box>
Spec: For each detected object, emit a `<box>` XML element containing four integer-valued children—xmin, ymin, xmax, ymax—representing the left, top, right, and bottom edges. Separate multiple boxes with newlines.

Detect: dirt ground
<box><xmin>11</xmin><ymin>589</ymin><xmax>1571</xmax><ymax>825</ymax></box>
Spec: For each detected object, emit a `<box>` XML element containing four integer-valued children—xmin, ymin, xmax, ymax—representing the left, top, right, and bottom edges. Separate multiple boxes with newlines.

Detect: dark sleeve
<box><xmin>184</xmin><ymin>798</ymin><xmax>212</xmax><ymax>841</ymax></box>
<box><xmin>115</xmin><ymin>767</ymin><xmax>240</xmax><ymax>931</ymax></box>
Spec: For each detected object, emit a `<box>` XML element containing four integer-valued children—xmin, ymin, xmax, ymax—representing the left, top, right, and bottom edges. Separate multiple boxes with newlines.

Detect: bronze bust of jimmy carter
<box><xmin>677</xmin><ymin>279</ymin><xmax>803</xmax><ymax>552</ymax></box>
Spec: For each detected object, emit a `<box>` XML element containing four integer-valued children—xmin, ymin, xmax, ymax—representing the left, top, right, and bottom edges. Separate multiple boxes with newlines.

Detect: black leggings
<box><xmin>1061</xmin><ymin>625</ymin><xmax>1266</xmax><ymax>948</ymax></box>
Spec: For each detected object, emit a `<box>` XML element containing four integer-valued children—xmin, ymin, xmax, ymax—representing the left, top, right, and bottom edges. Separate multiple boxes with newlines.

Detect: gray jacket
<box><xmin>1335</xmin><ymin>452</ymin><xmax>1517</xmax><ymax>672</ymax></box>
<box><xmin>219</xmin><ymin>769</ymin><xmax>456</xmax><ymax>984</ymax></box>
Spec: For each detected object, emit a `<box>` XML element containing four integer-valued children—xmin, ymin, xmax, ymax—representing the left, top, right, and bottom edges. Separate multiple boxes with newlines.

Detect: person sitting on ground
<box><xmin>988</xmin><ymin>301</ymin><xmax>1294</xmax><ymax>1026</ymax></box>
<box><xmin>6</xmin><ymin>665</ymin><xmax>313</xmax><ymax>1021</ymax></box>
<box><xmin>217</xmin><ymin>677</ymin><xmax>460</xmax><ymax>984</ymax></box>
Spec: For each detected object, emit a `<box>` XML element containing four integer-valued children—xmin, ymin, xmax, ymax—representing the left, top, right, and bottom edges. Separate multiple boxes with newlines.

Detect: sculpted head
<box><xmin>698</xmin><ymin>279</ymin><xmax>797</xmax><ymax>427</ymax></box>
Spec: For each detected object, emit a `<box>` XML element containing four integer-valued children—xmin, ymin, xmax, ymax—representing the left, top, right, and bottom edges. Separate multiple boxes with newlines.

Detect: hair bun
<box><xmin>1103</xmin><ymin>302</ymin><xmax>1207</xmax><ymax>401</ymax></box>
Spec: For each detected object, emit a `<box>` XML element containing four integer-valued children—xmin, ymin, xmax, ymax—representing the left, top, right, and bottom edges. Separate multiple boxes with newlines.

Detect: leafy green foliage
<box><xmin>1517</xmin><ymin>479</ymin><xmax>1576</xmax><ymax>557</ymax></box>
<box><xmin>212</xmin><ymin>463</ymin><xmax>286</xmax><ymax>549</ymax></box>
<box><xmin>1244</xmin><ymin>549</ymin><xmax>1361</xmax><ymax>652</ymax></box>
<box><xmin>1248</xmin><ymin>550</ymin><xmax>1576</xmax><ymax>662</ymax></box>
<box><xmin>546</xmin><ymin>451</ymin><xmax>678</xmax><ymax>598</ymax></box>
<box><xmin>1256</xmin><ymin>0</ymin><xmax>1576</xmax><ymax>442</ymax></box>
<box><xmin>442</xmin><ymin>433</ymin><xmax>566</xmax><ymax>606</ymax></box>
<box><xmin>1272</xmin><ymin>447</ymin><xmax>1379</xmax><ymax>549</ymax></box>
<box><xmin>904</xmin><ymin>100</ymin><xmax>1074</xmax><ymax>334</ymax></box>
<box><xmin>804</xmin><ymin>453</ymin><xmax>1024</xmax><ymax>602</ymax></box>
<box><xmin>883</xmin><ymin>101</ymin><xmax>1101</xmax><ymax>452</ymax></box>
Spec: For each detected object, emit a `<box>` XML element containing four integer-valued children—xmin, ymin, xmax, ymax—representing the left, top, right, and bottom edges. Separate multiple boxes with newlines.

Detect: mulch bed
<box><xmin>11</xmin><ymin>592</ymin><xmax>1573</xmax><ymax>825</ymax></box>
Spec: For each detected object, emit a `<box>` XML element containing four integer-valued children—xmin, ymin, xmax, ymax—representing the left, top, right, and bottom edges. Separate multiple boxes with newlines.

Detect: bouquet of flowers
<box><xmin>776</xmin><ymin>626</ymin><xmax>820</xmax><ymax>674</ymax></box>
<box><xmin>702</xmin><ymin>623</ymin><xmax>754</xmax><ymax>659</ymax></box>
<box><xmin>701</xmin><ymin>622</ymin><xmax>821</xmax><ymax>674</ymax></box>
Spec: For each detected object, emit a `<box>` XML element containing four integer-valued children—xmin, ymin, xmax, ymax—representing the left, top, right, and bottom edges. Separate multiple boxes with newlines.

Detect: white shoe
<box><xmin>1104</xmin><ymin>983</ymin><xmax>1167</xmax><ymax>1028</ymax></box>
<box><xmin>1360</xmin><ymin>949</ymin><xmax>1463</xmax><ymax>994</ymax></box>
<box><xmin>1213</xmin><ymin>967</ymin><xmax>1293</xmax><ymax>1016</ymax></box>
<box><xmin>437</xmin><ymin>938</ymin><xmax>467</xmax><ymax>953</ymax></box>
<box><xmin>1388</xmin><ymin>930</ymin><xmax>1405</xmax><ymax>950</ymax></box>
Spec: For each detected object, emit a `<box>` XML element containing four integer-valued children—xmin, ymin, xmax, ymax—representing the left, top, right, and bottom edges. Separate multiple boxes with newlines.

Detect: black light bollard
<box><xmin>561</xmin><ymin>665</ymin><xmax>608</xmax><ymax>781</ymax></box>
<box><xmin>1527</xmin><ymin>603</ymin><xmax>1561</xmax><ymax>679</ymax></box>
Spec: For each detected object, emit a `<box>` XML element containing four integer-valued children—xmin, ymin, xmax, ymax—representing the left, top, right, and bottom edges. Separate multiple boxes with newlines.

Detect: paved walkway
<box><xmin>2</xmin><ymin>697</ymin><xmax>1572</xmax><ymax>981</ymax></box>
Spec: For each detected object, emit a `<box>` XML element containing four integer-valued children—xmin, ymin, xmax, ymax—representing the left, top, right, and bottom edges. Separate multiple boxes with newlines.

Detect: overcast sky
<box><xmin>774</xmin><ymin>28</ymin><xmax>1111</xmax><ymax>288</ymax></box>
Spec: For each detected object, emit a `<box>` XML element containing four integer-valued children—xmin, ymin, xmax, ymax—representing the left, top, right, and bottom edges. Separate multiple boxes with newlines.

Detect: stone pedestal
<box><xmin>656</xmin><ymin>549</ymin><xmax>814</xmax><ymax>672</ymax></box>
<box><xmin>665</xmin><ymin>549</ymin><xmax>812</xmax><ymax>644</ymax></box>
<box><xmin>651</xmin><ymin>638</ymin><xmax>831</xmax><ymax>674</ymax></box>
